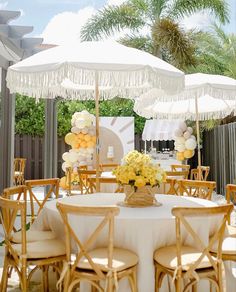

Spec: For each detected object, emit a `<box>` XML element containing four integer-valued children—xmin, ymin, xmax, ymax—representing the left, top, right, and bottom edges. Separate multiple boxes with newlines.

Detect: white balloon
<box><xmin>174</xmin><ymin>129</ymin><xmax>183</xmax><ymax>137</ymax></box>
<box><xmin>71</xmin><ymin>126</ymin><xmax>80</xmax><ymax>134</ymax></box>
<box><xmin>62</xmin><ymin>161</ymin><xmax>72</xmax><ymax>172</ymax></box>
<box><xmin>183</xmin><ymin>131</ymin><xmax>191</xmax><ymax>140</ymax></box>
<box><xmin>87</xmin><ymin>147</ymin><xmax>94</xmax><ymax>154</ymax></box>
<box><xmin>176</xmin><ymin>144</ymin><xmax>186</xmax><ymax>152</ymax></box>
<box><xmin>68</xmin><ymin>152</ymin><xmax>79</xmax><ymax>163</ymax></box>
<box><xmin>185</xmin><ymin>138</ymin><xmax>197</xmax><ymax>150</ymax></box>
<box><xmin>81</xmin><ymin>128</ymin><xmax>88</xmax><ymax>134</ymax></box>
<box><xmin>179</xmin><ymin>122</ymin><xmax>187</xmax><ymax>132</ymax></box>
<box><xmin>187</xmin><ymin>127</ymin><xmax>193</xmax><ymax>134</ymax></box>
<box><xmin>175</xmin><ymin>137</ymin><xmax>185</xmax><ymax>144</ymax></box>
<box><xmin>190</xmin><ymin>135</ymin><xmax>196</xmax><ymax>140</ymax></box>
<box><xmin>62</xmin><ymin>152</ymin><xmax>70</xmax><ymax>162</ymax></box>
<box><xmin>79</xmin><ymin>161</ymin><xmax>87</xmax><ymax>166</ymax></box>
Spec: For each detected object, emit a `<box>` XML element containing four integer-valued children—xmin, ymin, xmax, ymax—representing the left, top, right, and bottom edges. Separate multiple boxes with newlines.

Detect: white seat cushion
<box><xmin>210</xmin><ymin>236</ymin><xmax>236</xmax><ymax>255</ymax></box>
<box><xmin>78</xmin><ymin>247</ymin><xmax>138</xmax><ymax>272</ymax></box>
<box><xmin>11</xmin><ymin>230</ymin><xmax>56</xmax><ymax>243</ymax></box>
<box><xmin>225</xmin><ymin>225</ymin><xmax>236</xmax><ymax>238</ymax></box>
<box><xmin>13</xmin><ymin>239</ymin><xmax>66</xmax><ymax>258</ymax></box>
<box><xmin>154</xmin><ymin>245</ymin><xmax>213</xmax><ymax>270</ymax></box>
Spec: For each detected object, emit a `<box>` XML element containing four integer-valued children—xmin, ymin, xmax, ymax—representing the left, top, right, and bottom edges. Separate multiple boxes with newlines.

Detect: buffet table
<box><xmin>32</xmin><ymin>193</ymin><xmax>221</xmax><ymax>292</ymax></box>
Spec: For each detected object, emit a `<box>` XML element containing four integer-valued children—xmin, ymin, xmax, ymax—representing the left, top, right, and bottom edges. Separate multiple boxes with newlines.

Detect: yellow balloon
<box><xmin>71</xmin><ymin>141</ymin><xmax>79</xmax><ymax>149</ymax></box>
<box><xmin>84</xmin><ymin>134</ymin><xmax>91</xmax><ymax>142</ymax></box>
<box><xmin>78</xmin><ymin>133</ymin><xmax>84</xmax><ymax>139</ymax></box>
<box><xmin>65</xmin><ymin>133</ymin><xmax>76</xmax><ymax>145</ymax></box>
<box><xmin>91</xmin><ymin>136</ymin><xmax>96</xmax><ymax>143</ymax></box>
<box><xmin>87</xmin><ymin>141</ymin><xmax>95</xmax><ymax>148</ymax></box>
<box><xmin>59</xmin><ymin>176</ymin><xmax>68</xmax><ymax>188</ymax></box>
<box><xmin>176</xmin><ymin>152</ymin><xmax>185</xmax><ymax>161</ymax></box>
<box><xmin>81</xmin><ymin>141</ymin><xmax>87</xmax><ymax>148</ymax></box>
<box><xmin>184</xmin><ymin>149</ymin><xmax>194</xmax><ymax>159</ymax></box>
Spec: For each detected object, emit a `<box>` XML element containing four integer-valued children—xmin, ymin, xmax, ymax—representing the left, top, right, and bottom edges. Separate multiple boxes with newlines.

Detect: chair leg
<box><xmin>42</xmin><ymin>265</ymin><xmax>49</xmax><ymax>291</ymax></box>
<box><xmin>0</xmin><ymin>257</ymin><xmax>9</xmax><ymax>292</ymax></box>
<box><xmin>20</xmin><ymin>265</ymin><xmax>28</xmax><ymax>292</ymax></box>
<box><xmin>154</xmin><ymin>266</ymin><xmax>163</xmax><ymax>292</ymax></box>
<box><xmin>174</xmin><ymin>278</ymin><xmax>182</xmax><ymax>292</ymax></box>
<box><xmin>128</xmin><ymin>270</ymin><xmax>137</xmax><ymax>292</ymax></box>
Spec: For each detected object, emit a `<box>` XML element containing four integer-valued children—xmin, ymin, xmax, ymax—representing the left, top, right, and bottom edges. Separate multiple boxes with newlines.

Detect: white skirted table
<box><xmin>32</xmin><ymin>193</ymin><xmax>220</xmax><ymax>292</ymax></box>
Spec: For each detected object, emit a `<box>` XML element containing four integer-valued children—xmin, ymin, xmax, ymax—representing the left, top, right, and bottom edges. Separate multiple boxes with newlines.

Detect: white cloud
<box><xmin>181</xmin><ymin>11</ymin><xmax>212</xmax><ymax>31</ymax></box>
<box><xmin>41</xmin><ymin>6</ymin><xmax>96</xmax><ymax>45</ymax></box>
<box><xmin>106</xmin><ymin>0</ymin><xmax>126</xmax><ymax>5</ymax></box>
<box><xmin>0</xmin><ymin>1</ymin><xmax>8</xmax><ymax>9</ymax></box>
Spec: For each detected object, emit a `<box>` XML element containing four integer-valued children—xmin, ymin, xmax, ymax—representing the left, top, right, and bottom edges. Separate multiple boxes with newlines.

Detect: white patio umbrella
<box><xmin>6</xmin><ymin>40</ymin><xmax>184</xmax><ymax>190</ymax></box>
<box><xmin>142</xmin><ymin>119</ymin><xmax>184</xmax><ymax>153</ymax></box>
<box><xmin>134</xmin><ymin>73</ymin><xmax>236</xmax><ymax>167</ymax></box>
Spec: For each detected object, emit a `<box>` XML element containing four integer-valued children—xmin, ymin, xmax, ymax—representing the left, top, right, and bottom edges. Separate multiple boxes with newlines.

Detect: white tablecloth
<box><xmin>32</xmin><ymin>193</ymin><xmax>222</xmax><ymax>292</ymax></box>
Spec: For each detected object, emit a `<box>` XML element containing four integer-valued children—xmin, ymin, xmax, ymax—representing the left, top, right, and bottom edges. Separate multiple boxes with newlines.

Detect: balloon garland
<box><xmin>174</xmin><ymin>121</ymin><xmax>197</xmax><ymax>161</ymax></box>
<box><xmin>60</xmin><ymin>110</ymin><xmax>96</xmax><ymax>189</ymax></box>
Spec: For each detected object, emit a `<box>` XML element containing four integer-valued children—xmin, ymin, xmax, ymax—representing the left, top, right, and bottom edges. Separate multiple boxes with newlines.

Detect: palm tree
<box><xmin>188</xmin><ymin>24</ymin><xmax>236</xmax><ymax>78</ymax></box>
<box><xmin>81</xmin><ymin>0</ymin><xmax>229</xmax><ymax>69</ymax></box>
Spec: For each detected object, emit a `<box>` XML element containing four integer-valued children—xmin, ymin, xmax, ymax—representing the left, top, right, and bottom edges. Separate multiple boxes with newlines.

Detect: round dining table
<box><xmin>32</xmin><ymin>193</ymin><xmax>219</xmax><ymax>292</ymax></box>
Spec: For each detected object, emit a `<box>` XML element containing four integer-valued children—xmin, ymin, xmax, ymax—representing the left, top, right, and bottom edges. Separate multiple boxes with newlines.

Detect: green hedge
<box><xmin>15</xmin><ymin>94</ymin><xmax>146</xmax><ymax>136</ymax></box>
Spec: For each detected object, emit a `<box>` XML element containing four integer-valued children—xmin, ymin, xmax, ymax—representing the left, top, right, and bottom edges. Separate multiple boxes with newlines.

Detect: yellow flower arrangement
<box><xmin>113</xmin><ymin>150</ymin><xmax>166</xmax><ymax>189</ymax></box>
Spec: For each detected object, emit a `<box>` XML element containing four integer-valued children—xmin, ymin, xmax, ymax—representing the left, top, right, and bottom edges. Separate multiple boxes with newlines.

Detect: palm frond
<box><xmin>119</xmin><ymin>34</ymin><xmax>153</xmax><ymax>53</ymax></box>
<box><xmin>152</xmin><ymin>18</ymin><xmax>196</xmax><ymax>68</ymax></box>
<box><xmin>169</xmin><ymin>0</ymin><xmax>229</xmax><ymax>24</ymax></box>
<box><xmin>80</xmin><ymin>4</ymin><xmax>145</xmax><ymax>41</ymax></box>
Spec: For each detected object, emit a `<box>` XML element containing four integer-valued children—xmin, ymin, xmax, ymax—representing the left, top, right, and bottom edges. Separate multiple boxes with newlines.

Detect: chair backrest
<box><xmin>0</xmin><ymin>194</ymin><xmax>27</xmax><ymax>267</ymax></box>
<box><xmin>190</xmin><ymin>166</ymin><xmax>210</xmax><ymax>181</ymax></box>
<box><xmin>25</xmin><ymin>178</ymin><xmax>60</xmax><ymax>223</ymax></box>
<box><xmin>178</xmin><ymin>179</ymin><xmax>216</xmax><ymax>200</ymax></box>
<box><xmin>56</xmin><ymin>203</ymin><xmax>120</xmax><ymax>279</ymax></box>
<box><xmin>165</xmin><ymin>170</ymin><xmax>189</xmax><ymax>180</ymax></box>
<box><xmin>13</xmin><ymin>158</ymin><xmax>26</xmax><ymax>185</ymax></box>
<box><xmin>162</xmin><ymin>178</ymin><xmax>180</xmax><ymax>195</ymax></box>
<box><xmin>172</xmin><ymin>204</ymin><xmax>233</xmax><ymax>281</ymax></box>
<box><xmin>171</xmin><ymin>164</ymin><xmax>190</xmax><ymax>174</ymax></box>
<box><xmin>99</xmin><ymin>163</ymin><xmax>119</xmax><ymax>172</ymax></box>
<box><xmin>226</xmin><ymin>184</ymin><xmax>236</xmax><ymax>224</ymax></box>
<box><xmin>77</xmin><ymin>169</ymin><xmax>102</xmax><ymax>194</ymax></box>
<box><xmin>2</xmin><ymin>185</ymin><xmax>27</xmax><ymax>201</ymax></box>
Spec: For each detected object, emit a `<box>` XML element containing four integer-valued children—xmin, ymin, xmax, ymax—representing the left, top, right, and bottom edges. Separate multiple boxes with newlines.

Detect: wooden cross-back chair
<box><xmin>25</xmin><ymin>178</ymin><xmax>60</xmax><ymax>223</ymax></box>
<box><xmin>99</xmin><ymin>163</ymin><xmax>119</xmax><ymax>172</ymax></box>
<box><xmin>178</xmin><ymin>179</ymin><xmax>216</xmax><ymax>200</ymax></box>
<box><xmin>190</xmin><ymin>166</ymin><xmax>210</xmax><ymax>181</ymax></box>
<box><xmin>77</xmin><ymin>169</ymin><xmax>101</xmax><ymax>194</ymax></box>
<box><xmin>162</xmin><ymin>178</ymin><xmax>180</xmax><ymax>195</ymax></box>
<box><xmin>56</xmin><ymin>203</ymin><xmax>138</xmax><ymax>292</ymax></box>
<box><xmin>154</xmin><ymin>204</ymin><xmax>233</xmax><ymax>292</ymax></box>
<box><xmin>209</xmin><ymin>184</ymin><xmax>236</xmax><ymax>262</ymax></box>
<box><xmin>226</xmin><ymin>184</ymin><xmax>236</xmax><ymax>224</ymax></box>
<box><xmin>0</xmin><ymin>196</ymin><xmax>66</xmax><ymax>292</ymax></box>
<box><xmin>13</xmin><ymin>158</ymin><xmax>26</xmax><ymax>185</ymax></box>
<box><xmin>64</xmin><ymin>166</ymin><xmax>87</xmax><ymax>196</ymax></box>
<box><xmin>2</xmin><ymin>185</ymin><xmax>56</xmax><ymax>243</ymax></box>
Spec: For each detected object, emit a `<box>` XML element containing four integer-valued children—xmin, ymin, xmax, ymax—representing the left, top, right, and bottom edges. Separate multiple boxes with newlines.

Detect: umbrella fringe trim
<box><xmin>6</xmin><ymin>64</ymin><xmax>184</xmax><ymax>100</ymax></box>
<box><xmin>134</xmin><ymin>105</ymin><xmax>234</xmax><ymax>121</ymax></box>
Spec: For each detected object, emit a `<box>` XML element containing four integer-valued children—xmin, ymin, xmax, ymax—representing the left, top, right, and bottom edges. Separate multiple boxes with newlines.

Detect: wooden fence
<box><xmin>203</xmin><ymin>122</ymin><xmax>236</xmax><ymax>194</ymax></box>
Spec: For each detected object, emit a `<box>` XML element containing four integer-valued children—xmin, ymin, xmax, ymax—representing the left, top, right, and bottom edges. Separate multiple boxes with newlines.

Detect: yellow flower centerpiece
<box><xmin>113</xmin><ymin>150</ymin><xmax>166</xmax><ymax>207</ymax></box>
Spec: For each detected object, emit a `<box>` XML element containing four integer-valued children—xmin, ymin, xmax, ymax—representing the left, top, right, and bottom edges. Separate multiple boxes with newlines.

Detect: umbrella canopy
<box><xmin>142</xmin><ymin>119</ymin><xmax>184</xmax><ymax>141</ymax></box>
<box><xmin>6</xmin><ymin>40</ymin><xmax>184</xmax><ymax>190</ymax></box>
<box><xmin>6</xmin><ymin>40</ymin><xmax>184</xmax><ymax>99</ymax></box>
<box><xmin>141</xmin><ymin>73</ymin><xmax>236</xmax><ymax>102</ymax></box>
<box><xmin>134</xmin><ymin>73</ymin><xmax>236</xmax><ymax>168</ymax></box>
<box><xmin>135</xmin><ymin>95</ymin><xmax>236</xmax><ymax>120</ymax></box>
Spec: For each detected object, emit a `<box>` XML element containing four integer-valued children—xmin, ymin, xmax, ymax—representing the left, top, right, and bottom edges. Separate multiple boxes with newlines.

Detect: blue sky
<box><xmin>0</xmin><ymin>0</ymin><xmax>235</xmax><ymax>44</ymax></box>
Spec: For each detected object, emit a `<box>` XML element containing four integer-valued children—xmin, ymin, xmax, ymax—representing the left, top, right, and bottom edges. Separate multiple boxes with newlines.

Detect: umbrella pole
<box><xmin>195</xmin><ymin>96</ymin><xmax>202</xmax><ymax>179</ymax></box>
<box><xmin>95</xmin><ymin>71</ymin><xmax>100</xmax><ymax>192</ymax></box>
